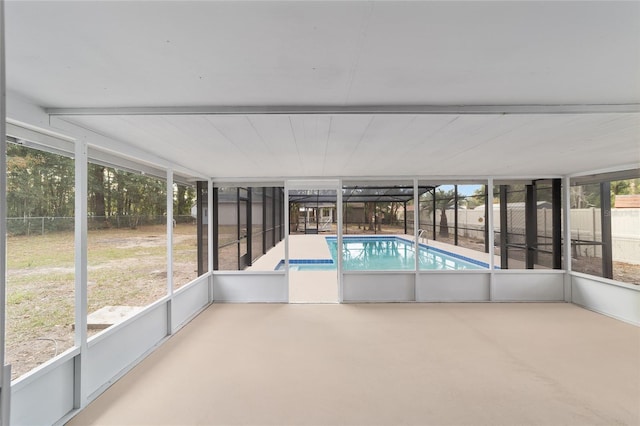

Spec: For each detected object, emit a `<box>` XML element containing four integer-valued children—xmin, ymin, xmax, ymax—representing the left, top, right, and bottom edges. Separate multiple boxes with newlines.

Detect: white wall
<box><xmin>571</xmin><ymin>272</ymin><xmax>640</xmax><ymax>325</ymax></box>
<box><xmin>342</xmin><ymin>272</ymin><xmax>415</xmax><ymax>302</ymax></box>
<box><xmin>213</xmin><ymin>271</ymin><xmax>287</xmax><ymax>302</ymax></box>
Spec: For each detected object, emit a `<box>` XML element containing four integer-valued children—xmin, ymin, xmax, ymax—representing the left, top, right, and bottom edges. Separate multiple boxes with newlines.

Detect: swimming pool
<box><xmin>275</xmin><ymin>236</ymin><xmax>489</xmax><ymax>271</ymax></box>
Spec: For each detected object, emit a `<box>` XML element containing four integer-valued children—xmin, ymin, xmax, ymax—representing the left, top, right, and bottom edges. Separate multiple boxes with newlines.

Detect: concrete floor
<box><xmin>68</xmin><ymin>303</ymin><xmax>640</xmax><ymax>426</ymax></box>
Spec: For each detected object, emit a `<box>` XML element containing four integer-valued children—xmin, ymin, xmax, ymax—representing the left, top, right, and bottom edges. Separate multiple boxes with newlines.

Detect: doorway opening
<box><xmin>287</xmin><ymin>184</ymin><xmax>339</xmax><ymax>303</ymax></box>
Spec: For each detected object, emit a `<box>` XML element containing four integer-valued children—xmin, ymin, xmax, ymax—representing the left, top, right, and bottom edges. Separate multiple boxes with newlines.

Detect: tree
<box><xmin>174</xmin><ymin>184</ymin><xmax>196</xmax><ymax>216</ymax></box>
<box><xmin>289</xmin><ymin>202</ymin><xmax>300</xmax><ymax>232</ymax></box>
<box><xmin>435</xmin><ymin>189</ymin><xmax>456</xmax><ymax>237</ymax></box>
<box><xmin>420</xmin><ymin>188</ymin><xmax>456</xmax><ymax>238</ymax></box>
<box><xmin>364</xmin><ymin>202</ymin><xmax>376</xmax><ymax>231</ymax></box>
<box><xmin>89</xmin><ymin>165</ymin><xmax>107</xmax><ymax>226</ymax></box>
<box><xmin>7</xmin><ymin>144</ymin><xmax>75</xmax><ymax>218</ymax></box>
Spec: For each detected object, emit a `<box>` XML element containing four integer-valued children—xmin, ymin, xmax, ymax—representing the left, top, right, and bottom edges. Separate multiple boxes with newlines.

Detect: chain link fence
<box><xmin>7</xmin><ymin>215</ymin><xmax>195</xmax><ymax>236</ymax></box>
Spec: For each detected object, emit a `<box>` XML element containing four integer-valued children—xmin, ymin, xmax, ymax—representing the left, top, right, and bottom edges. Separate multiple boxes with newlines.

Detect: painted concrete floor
<box><xmin>67</xmin><ymin>303</ymin><xmax>639</xmax><ymax>426</ymax></box>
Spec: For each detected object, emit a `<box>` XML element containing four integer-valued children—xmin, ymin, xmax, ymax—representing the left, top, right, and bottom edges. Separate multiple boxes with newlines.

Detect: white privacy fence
<box><xmin>571</xmin><ymin>208</ymin><xmax>639</xmax><ymax>264</ymax></box>
<box><xmin>417</xmin><ymin>208</ymin><xmax>639</xmax><ymax>265</ymax></box>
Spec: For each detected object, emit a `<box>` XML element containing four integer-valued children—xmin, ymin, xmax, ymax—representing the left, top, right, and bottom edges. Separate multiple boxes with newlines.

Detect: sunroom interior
<box><xmin>1</xmin><ymin>1</ymin><xmax>639</xmax><ymax>425</ymax></box>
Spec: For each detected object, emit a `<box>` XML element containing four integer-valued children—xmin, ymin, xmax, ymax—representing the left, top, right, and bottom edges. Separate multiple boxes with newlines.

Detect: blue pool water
<box><xmin>275</xmin><ymin>236</ymin><xmax>489</xmax><ymax>271</ymax></box>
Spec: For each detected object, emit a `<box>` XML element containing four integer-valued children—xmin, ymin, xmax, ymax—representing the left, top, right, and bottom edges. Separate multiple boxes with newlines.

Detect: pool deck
<box><xmin>248</xmin><ymin>234</ymin><xmax>502</xmax><ymax>303</ymax></box>
<box><xmin>250</xmin><ymin>235</ymin><xmax>337</xmax><ymax>303</ymax></box>
<box><xmin>249</xmin><ymin>234</ymin><xmax>500</xmax><ymax>272</ymax></box>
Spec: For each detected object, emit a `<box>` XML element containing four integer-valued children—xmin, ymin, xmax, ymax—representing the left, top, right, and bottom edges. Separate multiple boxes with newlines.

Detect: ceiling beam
<box><xmin>46</xmin><ymin>104</ymin><xmax>640</xmax><ymax>116</ymax></box>
<box><xmin>50</xmin><ymin>117</ymin><xmax>209</xmax><ymax>180</ymax></box>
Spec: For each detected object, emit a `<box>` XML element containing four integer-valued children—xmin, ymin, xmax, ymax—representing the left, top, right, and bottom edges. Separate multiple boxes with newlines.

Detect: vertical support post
<box><xmin>196</xmin><ymin>181</ymin><xmax>206</xmax><ymax>276</ymax></box>
<box><xmin>284</xmin><ymin>183</ymin><xmax>290</xmax><ymax>302</ymax></box>
<box><xmin>212</xmin><ymin>187</ymin><xmax>219</xmax><ymax>270</ymax></box>
<box><xmin>552</xmin><ymin>179</ymin><xmax>562</xmax><ymax>269</ymax></box>
<box><xmin>525</xmin><ymin>183</ymin><xmax>537</xmax><ymax>269</ymax></box>
<box><xmin>0</xmin><ymin>0</ymin><xmax>9</xmax><ymax>421</ymax></box>
<box><xmin>262</xmin><ymin>189</ymin><xmax>266</xmax><ymax>254</ymax></box>
<box><xmin>414</xmin><ymin>179</ymin><xmax>419</xmax><ymax>273</ymax></box>
<box><xmin>337</xmin><ymin>181</ymin><xmax>343</xmax><ymax>303</ymax></box>
<box><xmin>272</xmin><ymin>187</ymin><xmax>276</xmax><ymax>247</ymax></box>
<box><xmin>487</xmin><ymin>178</ymin><xmax>495</xmax><ymax>301</ymax></box>
<box><xmin>73</xmin><ymin>139</ymin><xmax>88</xmax><ymax>409</ymax></box>
<box><xmin>247</xmin><ymin>188</ymin><xmax>252</xmax><ymax>266</ymax></box>
<box><xmin>208</xmin><ymin>179</ymin><xmax>213</xmax><ymax>302</ymax></box>
<box><xmin>454</xmin><ymin>185</ymin><xmax>459</xmax><ymax>246</ymax></box>
<box><xmin>563</xmin><ymin>176</ymin><xmax>572</xmax><ymax>301</ymax></box>
<box><xmin>167</xmin><ymin>170</ymin><xmax>174</xmax><ymax>295</ymax></box>
<box><xmin>236</xmin><ymin>188</ymin><xmax>240</xmax><ymax>270</ymax></box>
<box><xmin>432</xmin><ymin>189</ymin><xmax>437</xmax><ymax>240</ymax></box>
<box><xmin>403</xmin><ymin>201</ymin><xmax>407</xmax><ymax>235</ymax></box>
<box><xmin>499</xmin><ymin>185</ymin><xmax>508</xmax><ymax>270</ymax></box>
<box><xmin>166</xmin><ymin>169</ymin><xmax>174</xmax><ymax>333</ymax></box>
<box><xmin>600</xmin><ymin>181</ymin><xmax>613</xmax><ymax>279</ymax></box>
<box><xmin>484</xmin><ymin>184</ymin><xmax>490</xmax><ymax>253</ymax></box>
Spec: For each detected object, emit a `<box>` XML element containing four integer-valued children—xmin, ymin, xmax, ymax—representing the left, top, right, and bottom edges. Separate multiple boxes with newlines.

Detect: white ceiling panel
<box><xmin>58</xmin><ymin>112</ymin><xmax>639</xmax><ymax>179</ymax></box>
<box><xmin>4</xmin><ymin>1</ymin><xmax>640</xmax><ymax>179</ymax></box>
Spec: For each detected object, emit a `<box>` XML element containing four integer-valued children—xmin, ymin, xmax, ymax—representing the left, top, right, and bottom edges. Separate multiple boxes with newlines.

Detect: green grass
<box><xmin>7</xmin><ymin>234</ymin><xmax>75</xmax><ymax>269</ymax></box>
<box><xmin>6</xmin><ymin>223</ymin><xmax>199</xmax><ymax>380</ymax></box>
<box><xmin>7</xmin><ymin>290</ymin><xmax>36</xmax><ymax>305</ymax></box>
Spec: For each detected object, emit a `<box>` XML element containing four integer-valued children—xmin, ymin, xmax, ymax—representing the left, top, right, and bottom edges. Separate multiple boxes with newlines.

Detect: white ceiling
<box><xmin>4</xmin><ymin>1</ymin><xmax>640</xmax><ymax>180</ymax></box>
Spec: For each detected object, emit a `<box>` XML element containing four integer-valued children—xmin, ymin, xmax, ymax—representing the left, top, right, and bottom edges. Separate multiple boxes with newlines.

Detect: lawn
<box><xmin>6</xmin><ymin>223</ymin><xmax>198</xmax><ymax>380</ymax></box>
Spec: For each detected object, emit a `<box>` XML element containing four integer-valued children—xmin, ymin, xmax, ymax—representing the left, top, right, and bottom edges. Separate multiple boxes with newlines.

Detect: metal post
<box><xmin>563</xmin><ymin>176</ymin><xmax>572</xmax><ymax>301</ymax></box>
<box><xmin>484</xmin><ymin>185</ymin><xmax>490</xmax><ymax>253</ymax></box>
<box><xmin>284</xmin><ymin>183</ymin><xmax>290</xmax><ymax>302</ymax></box>
<box><xmin>272</xmin><ymin>187</ymin><xmax>276</xmax><ymax>247</ymax></box>
<box><xmin>500</xmin><ymin>185</ymin><xmax>508</xmax><ymax>269</ymax></box>
<box><xmin>247</xmin><ymin>188</ymin><xmax>252</xmax><ymax>266</ymax></box>
<box><xmin>236</xmin><ymin>188</ymin><xmax>240</xmax><ymax>270</ymax></box>
<box><xmin>262</xmin><ymin>189</ymin><xmax>267</xmax><ymax>254</ymax></box>
<box><xmin>213</xmin><ymin>187</ymin><xmax>219</xmax><ymax>270</ymax></box>
<box><xmin>552</xmin><ymin>179</ymin><xmax>562</xmax><ymax>269</ymax></box>
<box><xmin>166</xmin><ymin>169</ymin><xmax>174</xmax><ymax>295</ymax></box>
<box><xmin>166</xmin><ymin>169</ymin><xmax>174</xmax><ymax>333</ymax></box>
<box><xmin>525</xmin><ymin>183</ymin><xmax>536</xmax><ymax>269</ymax></box>
<box><xmin>0</xmin><ymin>0</ymin><xmax>10</xmax><ymax>417</ymax></box>
<box><xmin>487</xmin><ymin>178</ymin><xmax>495</xmax><ymax>302</ymax></box>
<box><xmin>403</xmin><ymin>201</ymin><xmax>407</xmax><ymax>235</ymax></box>
<box><xmin>454</xmin><ymin>185</ymin><xmax>459</xmax><ymax>246</ymax></box>
<box><xmin>207</xmin><ymin>179</ymin><xmax>212</xmax><ymax>272</ymax></box>
<box><xmin>196</xmin><ymin>181</ymin><xmax>205</xmax><ymax>276</ymax></box>
<box><xmin>337</xmin><ymin>181</ymin><xmax>343</xmax><ymax>303</ymax></box>
<box><xmin>414</xmin><ymin>179</ymin><xmax>419</xmax><ymax>273</ymax></box>
<box><xmin>601</xmin><ymin>182</ymin><xmax>613</xmax><ymax>279</ymax></box>
<box><xmin>208</xmin><ymin>179</ymin><xmax>213</xmax><ymax>302</ymax></box>
<box><xmin>73</xmin><ymin>140</ymin><xmax>88</xmax><ymax>409</ymax></box>
<box><xmin>432</xmin><ymin>189</ymin><xmax>437</xmax><ymax>240</ymax></box>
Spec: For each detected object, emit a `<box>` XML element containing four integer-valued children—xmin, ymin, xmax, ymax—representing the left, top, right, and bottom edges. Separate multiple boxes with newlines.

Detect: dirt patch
<box><xmin>6</xmin><ymin>223</ymin><xmax>199</xmax><ymax>380</ymax></box>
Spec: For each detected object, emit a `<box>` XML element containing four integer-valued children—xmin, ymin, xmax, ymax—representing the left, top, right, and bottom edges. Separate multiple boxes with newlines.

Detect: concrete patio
<box><xmin>67</xmin><ymin>302</ymin><xmax>640</xmax><ymax>426</ymax></box>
